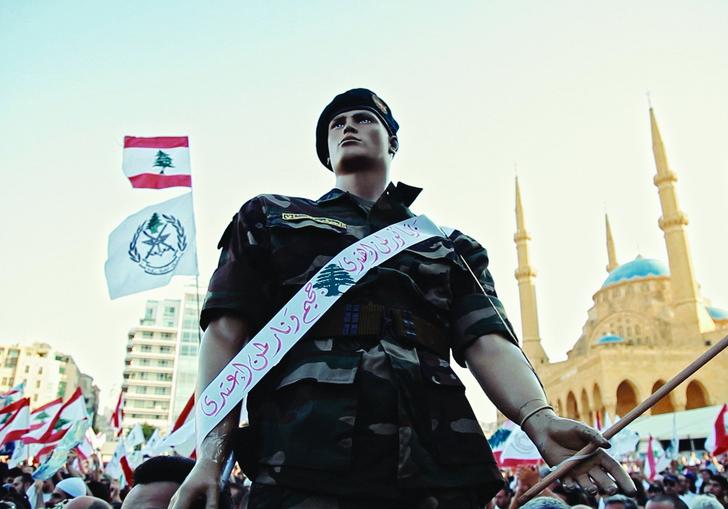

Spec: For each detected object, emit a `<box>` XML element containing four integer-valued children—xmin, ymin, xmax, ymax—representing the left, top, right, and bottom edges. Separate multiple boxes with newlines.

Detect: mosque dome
<box><xmin>602</xmin><ymin>256</ymin><xmax>669</xmax><ymax>287</ymax></box>
<box><xmin>707</xmin><ymin>306</ymin><xmax>728</xmax><ymax>320</ymax></box>
<box><xmin>595</xmin><ymin>334</ymin><xmax>625</xmax><ymax>345</ymax></box>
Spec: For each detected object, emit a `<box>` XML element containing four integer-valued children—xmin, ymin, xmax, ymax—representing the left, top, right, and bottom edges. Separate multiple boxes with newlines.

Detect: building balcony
<box><xmin>125</xmin><ymin>351</ymin><xmax>176</xmax><ymax>361</ymax></box>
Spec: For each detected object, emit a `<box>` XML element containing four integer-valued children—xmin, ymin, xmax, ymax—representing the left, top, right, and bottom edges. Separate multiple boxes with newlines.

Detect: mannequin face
<box><xmin>327</xmin><ymin>109</ymin><xmax>394</xmax><ymax>173</ymax></box>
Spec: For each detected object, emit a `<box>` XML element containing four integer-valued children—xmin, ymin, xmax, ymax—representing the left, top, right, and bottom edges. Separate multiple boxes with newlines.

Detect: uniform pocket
<box><xmin>256</xmin><ymin>351</ymin><xmax>361</xmax><ymax>471</ymax></box>
<box><xmin>419</xmin><ymin>350</ymin><xmax>493</xmax><ymax>466</ymax></box>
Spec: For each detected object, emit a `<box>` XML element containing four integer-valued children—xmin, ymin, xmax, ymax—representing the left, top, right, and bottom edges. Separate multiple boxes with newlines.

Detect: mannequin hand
<box><xmin>522</xmin><ymin>409</ymin><xmax>636</xmax><ymax>496</ymax></box>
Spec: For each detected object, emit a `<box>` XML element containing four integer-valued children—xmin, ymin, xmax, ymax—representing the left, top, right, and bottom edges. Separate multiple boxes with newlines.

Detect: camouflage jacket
<box><xmin>202</xmin><ymin>182</ymin><xmax>518</xmax><ymax>501</ymax></box>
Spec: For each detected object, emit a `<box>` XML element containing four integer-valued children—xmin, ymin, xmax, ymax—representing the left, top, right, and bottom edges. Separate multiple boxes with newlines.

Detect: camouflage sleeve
<box><xmin>200</xmin><ymin>196</ymin><xmax>271</xmax><ymax>331</ymax></box>
<box><xmin>449</xmin><ymin>230</ymin><xmax>520</xmax><ymax>367</ymax></box>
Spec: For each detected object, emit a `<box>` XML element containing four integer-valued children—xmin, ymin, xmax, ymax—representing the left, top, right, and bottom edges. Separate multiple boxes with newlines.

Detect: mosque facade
<box><xmin>514</xmin><ymin>107</ymin><xmax>728</xmax><ymax>425</ymax></box>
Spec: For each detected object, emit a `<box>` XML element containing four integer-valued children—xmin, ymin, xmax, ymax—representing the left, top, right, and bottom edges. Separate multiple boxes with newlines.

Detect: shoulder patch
<box><xmin>281</xmin><ymin>213</ymin><xmax>347</xmax><ymax>229</ymax></box>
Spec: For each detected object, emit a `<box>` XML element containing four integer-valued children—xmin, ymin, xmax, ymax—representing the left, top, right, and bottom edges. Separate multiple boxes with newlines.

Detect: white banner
<box><xmin>197</xmin><ymin>215</ymin><xmax>444</xmax><ymax>448</ymax></box>
<box><xmin>105</xmin><ymin>192</ymin><xmax>198</xmax><ymax>299</ymax></box>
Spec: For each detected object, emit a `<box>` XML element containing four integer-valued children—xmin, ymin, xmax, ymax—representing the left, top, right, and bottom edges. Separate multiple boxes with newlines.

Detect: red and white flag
<box><xmin>156</xmin><ymin>393</ymin><xmax>195</xmax><ymax>457</ymax></box>
<box><xmin>29</xmin><ymin>398</ymin><xmax>62</xmax><ymax>431</ymax></box>
<box><xmin>106</xmin><ymin>439</ymin><xmax>134</xmax><ymax>486</ymax></box>
<box><xmin>0</xmin><ymin>398</ymin><xmax>30</xmax><ymax>446</ymax></box>
<box><xmin>705</xmin><ymin>403</ymin><xmax>728</xmax><ymax>456</ymax></box>
<box><xmin>123</xmin><ymin>136</ymin><xmax>191</xmax><ymax>189</ymax></box>
<box><xmin>499</xmin><ymin>426</ymin><xmax>542</xmax><ymax>467</ymax></box>
<box><xmin>24</xmin><ymin>388</ymin><xmax>87</xmax><ymax>444</ymax></box>
<box><xmin>110</xmin><ymin>391</ymin><xmax>124</xmax><ymax>437</ymax></box>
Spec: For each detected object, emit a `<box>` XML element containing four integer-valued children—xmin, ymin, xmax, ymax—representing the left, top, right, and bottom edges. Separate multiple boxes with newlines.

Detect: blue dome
<box><xmin>595</xmin><ymin>335</ymin><xmax>625</xmax><ymax>344</ymax></box>
<box><xmin>707</xmin><ymin>306</ymin><xmax>728</xmax><ymax>320</ymax></box>
<box><xmin>603</xmin><ymin>257</ymin><xmax>669</xmax><ymax>287</ymax></box>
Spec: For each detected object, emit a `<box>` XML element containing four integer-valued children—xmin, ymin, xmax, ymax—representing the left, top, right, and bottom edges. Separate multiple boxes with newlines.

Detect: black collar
<box><xmin>316</xmin><ymin>181</ymin><xmax>422</xmax><ymax>208</ymax></box>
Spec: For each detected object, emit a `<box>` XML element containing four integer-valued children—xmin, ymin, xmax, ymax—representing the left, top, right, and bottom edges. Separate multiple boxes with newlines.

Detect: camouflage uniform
<box><xmin>202</xmin><ymin>182</ymin><xmax>520</xmax><ymax>507</ymax></box>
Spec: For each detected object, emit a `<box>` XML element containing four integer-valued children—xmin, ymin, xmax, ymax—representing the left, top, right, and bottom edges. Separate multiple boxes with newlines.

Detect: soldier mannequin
<box><xmin>170</xmin><ymin>90</ymin><xmax>635</xmax><ymax>509</ymax></box>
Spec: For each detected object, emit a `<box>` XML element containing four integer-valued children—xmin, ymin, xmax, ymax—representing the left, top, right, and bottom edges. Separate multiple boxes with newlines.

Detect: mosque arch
<box><xmin>685</xmin><ymin>380</ymin><xmax>708</xmax><ymax>410</ymax></box>
<box><xmin>651</xmin><ymin>380</ymin><xmax>675</xmax><ymax>415</ymax></box>
<box><xmin>616</xmin><ymin>380</ymin><xmax>639</xmax><ymax>417</ymax></box>
<box><xmin>566</xmin><ymin>391</ymin><xmax>580</xmax><ymax>421</ymax></box>
<box><xmin>580</xmin><ymin>388</ymin><xmax>592</xmax><ymax>424</ymax></box>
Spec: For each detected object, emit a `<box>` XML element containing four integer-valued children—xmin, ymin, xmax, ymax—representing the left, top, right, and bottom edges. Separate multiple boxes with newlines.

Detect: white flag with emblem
<box><xmin>105</xmin><ymin>192</ymin><xmax>198</xmax><ymax>299</ymax></box>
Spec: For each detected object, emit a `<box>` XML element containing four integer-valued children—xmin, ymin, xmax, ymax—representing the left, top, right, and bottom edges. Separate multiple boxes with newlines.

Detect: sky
<box><xmin>1</xmin><ymin>1</ymin><xmax>727</xmax><ymax>423</ymax></box>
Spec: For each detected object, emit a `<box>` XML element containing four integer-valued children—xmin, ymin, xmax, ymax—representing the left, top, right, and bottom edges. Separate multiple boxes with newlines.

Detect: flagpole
<box><xmin>195</xmin><ymin>275</ymin><xmax>202</xmax><ymax>343</ymax></box>
<box><xmin>517</xmin><ymin>334</ymin><xmax>728</xmax><ymax>506</ymax></box>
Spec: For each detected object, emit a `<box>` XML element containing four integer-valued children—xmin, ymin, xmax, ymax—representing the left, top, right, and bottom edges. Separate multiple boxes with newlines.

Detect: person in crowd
<box><xmin>698</xmin><ymin>470</ymin><xmax>714</xmax><ymax>494</ymax></box>
<box><xmin>705</xmin><ymin>476</ymin><xmax>728</xmax><ymax>509</ymax></box>
<box><xmin>521</xmin><ymin>496</ymin><xmax>571</xmax><ymax>509</ymax></box>
<box><xmin>604</xmin><ymin>494</ymin><xmax>639</xmax><ymax>509</ymax></box>
<box><xmin>11</xmin><ymin>474</ymin><xmax>32</xmax><ymax>498</ymax></box>
<box><xmin>120</xmin><ymin>456</ymin><xmax>195</xmax><ymax>509</ymax></box>
<box><xmin>690</xmin><ymin>494</ymin><xmax>724</xmax><ymax>509</ymax></box>
<box><xmin>494</xmin><ymin>487</ymin><xmax>514</xmax><ymax>509</ymax></box>
<box><xmin>646</xmin><ymin>493</ymin><xmax>690</xmax><ymax>509</ymax></box>
<box><xmin>49</xmin><ymin>477</ymin><xmax>87</xmax><ymax>506</ymax></box>
<box><xmin>65</xmin><ymin>496</ymin><xmax>113</xmax><ymax>509</ymax></box>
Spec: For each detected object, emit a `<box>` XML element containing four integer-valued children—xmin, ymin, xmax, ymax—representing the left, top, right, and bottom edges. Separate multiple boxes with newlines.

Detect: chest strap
<box><xmin>308</xmin><ymin>303</ymin><xmax>449</xmax><ymax>359</ymax></box>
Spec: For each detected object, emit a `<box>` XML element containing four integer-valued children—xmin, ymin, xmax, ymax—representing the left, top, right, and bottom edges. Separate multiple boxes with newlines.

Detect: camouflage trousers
<box><xmin>247</xmin><ymin>482</ymin><xmax>484</xmax><ymax>509</ymax></box>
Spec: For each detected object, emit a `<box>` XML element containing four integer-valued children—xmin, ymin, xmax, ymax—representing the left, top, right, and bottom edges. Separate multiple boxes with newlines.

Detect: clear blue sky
<box><xmin>1</xmin><ymin>1</ymin><xmax>727</xmax><ymax>421</ymax></box>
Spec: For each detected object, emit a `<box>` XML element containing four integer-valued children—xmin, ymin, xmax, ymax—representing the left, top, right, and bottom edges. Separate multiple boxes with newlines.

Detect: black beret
<box><xmin>316</xmin><ymin>88</ymin><xmax>399</xmax><ymax>170</ymax></box>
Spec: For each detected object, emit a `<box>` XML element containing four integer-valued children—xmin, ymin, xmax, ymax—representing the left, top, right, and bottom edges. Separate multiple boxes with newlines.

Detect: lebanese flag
<box><xmin>123</xmin><ymin>136</ymin><xmax>191</xmax><ymax>189</ymax></box>
<box><xmin>106</xmin><ymin>439</ymin><xmax>134</xmax><ymax>486</ymax></box>
<box><xmin>29</xmin><ymin>398</ymin><xmax>62</xmax><ymax>431</ymax></box>
<box><xmin>110</xmin><ymin>391</ymin><xmax>124</xmax><ymax>437</ymax></box>
<box><xmin>0</xmin><ymin>398</ymin><xmax>30</xmax><ymax>446</ymax></box>
<box><xmin>705</xmin><ymin>404</ymin><xmax>728</xmax><ymax>456</ymax></box>
<box><xmin>24</xmin><ymin>388</ymin><xmax>87</xmax><ymax>444</ymax></box>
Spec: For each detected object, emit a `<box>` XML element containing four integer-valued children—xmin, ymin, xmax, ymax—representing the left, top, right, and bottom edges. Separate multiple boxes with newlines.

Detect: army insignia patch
<box><xmin>371</xmin><ymin>93</ymin><xmax>388</xmax><ymax>115</ymax></box>
<box><xmin>281</xmin><ymin>213</ymin><xmax>347</xmax><ymax>229</ymax></box>
<box><xmin>128</xmin><ymin>212</ymin><xmax>188</xmax><ymax>275</ymax></box>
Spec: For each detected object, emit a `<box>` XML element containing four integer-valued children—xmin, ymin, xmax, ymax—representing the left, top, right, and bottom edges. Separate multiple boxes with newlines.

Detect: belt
<box><xmin>308</xmin><ymin>303</ymin><xmax>450</xmax><ymax>358</ymax></box>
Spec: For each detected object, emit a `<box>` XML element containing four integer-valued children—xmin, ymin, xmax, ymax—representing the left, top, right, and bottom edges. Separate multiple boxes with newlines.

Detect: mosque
<box><xmin>513</xmin><ymin>107</ymin><xmax>728</xmax><ymax>424</ymax></box>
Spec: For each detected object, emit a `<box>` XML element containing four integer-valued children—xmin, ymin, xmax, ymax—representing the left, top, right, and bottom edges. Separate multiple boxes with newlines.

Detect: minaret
<box><xmin>605</xmin><ymin>214</ymin><xmax>619</xmax><ymax>273</ymax></box>
<box><xmin>514</xmin><ymin>177</ymin><xmax>549</xmax><ymax>365</ymax></box>
<box><xmin>649</xmin><ymin>107</ymin><xmax>714</xmax><ymax>342</ymax></box>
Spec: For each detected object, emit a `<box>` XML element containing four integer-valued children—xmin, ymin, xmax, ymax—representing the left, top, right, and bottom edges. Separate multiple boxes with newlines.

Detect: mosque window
<box><xmin>627</xmin><ymin>327</ymin><xmax>632</xmax><ymax>336</ymax></box>
<box><xmin>618</xmin><ymin>326</ymin><xmax>624</xmax><ymax>336</ymax></box>
<box><xmin>635</xmin><ymin>324</ymin><xmax>641</xmax><ymax>334</ymax></box>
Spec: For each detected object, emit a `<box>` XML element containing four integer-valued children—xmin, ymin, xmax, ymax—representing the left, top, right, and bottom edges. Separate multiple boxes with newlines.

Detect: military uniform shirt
<box><xmin>202</xmin><ymin>181</ymin><xmax>519</xmax><ymax>502</ymax></box>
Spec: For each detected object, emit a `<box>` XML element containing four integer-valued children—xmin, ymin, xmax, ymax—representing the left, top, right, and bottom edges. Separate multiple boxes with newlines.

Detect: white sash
<box><xmin>196</xmin><ymin>215</ymin><xmax>445</xmax><ymax>448</ymax></box>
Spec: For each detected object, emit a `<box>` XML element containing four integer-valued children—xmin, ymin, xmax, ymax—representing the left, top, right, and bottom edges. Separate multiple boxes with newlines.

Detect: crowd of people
<box><xmin>0</xmin><ymin>453</ymin><xmax>725</xmax><ymax>509</ymax></box>
<box><xmin>492</xmin><ymin>457</ymin><xmax>728</xmax><ymax>509</ymax></box>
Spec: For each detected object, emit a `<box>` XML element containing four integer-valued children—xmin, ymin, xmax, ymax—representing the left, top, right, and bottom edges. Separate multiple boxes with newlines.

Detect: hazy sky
<box><xmin>1</xmin><ymin>1</ymin><xmax>726</xmax><ymax>422</ymax></box>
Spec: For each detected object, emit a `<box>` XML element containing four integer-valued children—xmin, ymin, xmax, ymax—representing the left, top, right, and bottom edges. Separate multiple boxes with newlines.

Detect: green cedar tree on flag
<box><xmin>122</xmin><ymin>136</ymin><xmax>191</xmax><ymax>189</ymax></box>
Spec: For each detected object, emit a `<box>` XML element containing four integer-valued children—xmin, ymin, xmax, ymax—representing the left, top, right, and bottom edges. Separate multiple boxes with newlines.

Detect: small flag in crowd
<box><xmin>499</xmin><ymin>426</ymin><xmax>542</xmax><ymax>466</ymax></box>
<box><xmin>488</xmin><ymin>420</ymin><xmax>515</xmax><ymax>465</ymax></box>
<box><xmin>105</xmin><ymin>192</ymin><xmax>198</xmax><ymax>299</ymax></box>
<box><xmin>157</xmin><ymin>393</ymin><xmax>195</xmax><ymax>458</ymax></box>
<box><xmin>704</xmin><ymin>403</ymin><xmax>728</xmax><ymax>456</ymax></box>
<box><xmin>126</xmin><ymin>423</ymin><xmax>146</xmax><ymax>448</ymax></box>
<box><xmin>0</xmin><ymin>398</ymin><xmax>30</xmax><ymax>447</ymax></box>
<box><xmin>122</xmin><ymin>136</ymin><xmax>191</xmax><ymax>189</ymax></box>
<box><xmin>645</xmin><ymin>435</ymin><xmax>671</xmax><ymax>480</ymax></box>
<box><xmin>110</xmin><ymin>391</ymin><xmax>124</xmax><ymax>437</ymax></box>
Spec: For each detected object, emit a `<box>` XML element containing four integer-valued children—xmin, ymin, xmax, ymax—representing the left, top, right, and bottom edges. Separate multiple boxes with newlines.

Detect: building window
<box><xmin>24</xmin><ymin>366</ymin><xmax>29</xmax><ymax>374</ymax></box>
<box><xmin>165</xmin><ymin>306</ymin><xmax>176</xmax><ymax>315</ymax></box>
<box><xmin>161</xmin><ymin>333</ymin><xmax>173</xmax><ymax>339</ymax></box>
<box><xmin>141</xmin><ymin>345</ymin><xmax>152</xmax><ymax>352</ymax></box>
<box><xmin>142</xmin><ymin>332</ymin><xmax>153</xmax><ymax>338</ymax></box>
<box><xmin>38</xmin><ymin>367</ymin><xmax>43</xmax><ymax>375</ymax></box>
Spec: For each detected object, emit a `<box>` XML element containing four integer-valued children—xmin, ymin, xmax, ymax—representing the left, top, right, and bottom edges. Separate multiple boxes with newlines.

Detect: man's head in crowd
<box><xmin>706</xmin><ymin>475</ymin><xmax>728</xmax><ymax>500</ymax></box>
<box><xmin>65</xmin><ymin>496</ymin><xmax>113</xmax><ymax>509</ymax></box>
<box><xmin>663</xmin><ymin>475</ymin><xmax>680</xmax><ymax>496</ymax></box>
<box><xmin>50</xmin><ymin>477</ymin><xmax>87</xmax><ymax>505</ymax></box>
<box><xmin>11</xmin><ymin>474</ymin><xmax>32</xmax><ymax>496</ymax></box>
<box><xmin>121</xmin><ymin>456</ymin><xmax>195</xmax><ymax>509</ymax></box>
<box><xmin>604</xmin><ymin>494</ymin><xmax>638</xmax><ymax>509</ymax></box>
<box><xmin>494</xmin><ymin>487</ymin><xmax>514</xmax><ymax>509</ymax></box>
<box><xmin>645</xmin><ymin>493</ymin><xmax>689</xmax><ymax>509</ymax></box>
<box><xmin>520</xmin><ymin>496</ymin><xmax>571</xmax><ymax>509</ymax></box>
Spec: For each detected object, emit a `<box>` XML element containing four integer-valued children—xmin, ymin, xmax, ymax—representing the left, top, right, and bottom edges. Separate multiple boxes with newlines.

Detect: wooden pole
<box><xmin>517</xmin><ymin>334</ymin><xmax>728</xmax><ymax>506</ymax></box>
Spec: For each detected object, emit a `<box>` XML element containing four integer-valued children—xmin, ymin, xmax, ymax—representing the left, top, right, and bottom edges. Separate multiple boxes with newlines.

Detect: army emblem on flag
<box><xmin>105</xmin><ymin>192</ymin><xmax>198</xmax><ymax>299</ymax></box>
<box><xmin>128</xmin><ymin>212</ymin><xmax>188</xmax><ymax>275</ymax></box>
